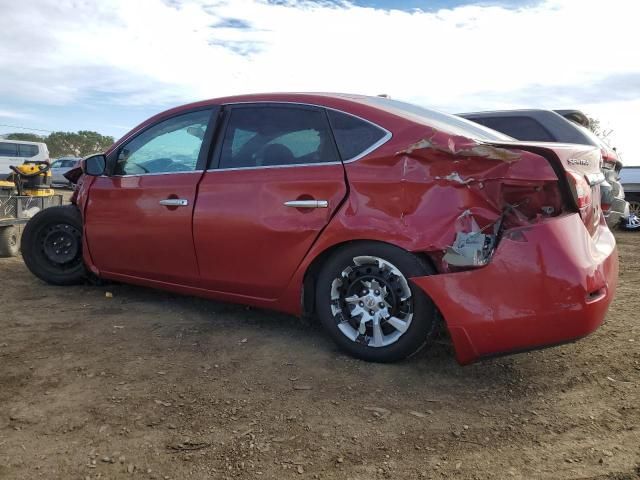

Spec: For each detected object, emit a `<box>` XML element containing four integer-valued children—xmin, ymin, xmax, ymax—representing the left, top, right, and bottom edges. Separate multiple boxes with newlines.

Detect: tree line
<box><xmin>4</xmin><ymin>131</ymin><xmax>114</xmax><ymax>159</ymax></box>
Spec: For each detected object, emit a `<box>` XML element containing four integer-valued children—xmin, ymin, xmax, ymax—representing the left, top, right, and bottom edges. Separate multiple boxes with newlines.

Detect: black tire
<box><xmin>315</xmin><ymin>242</ymin><xmax>437</xmax><ymax>363</ymax></box>
<box><xmin>0</xmin><ymin>226</ymin><xmax>20</xmax><ymax>257</ymax></box>
<box><xmin>21</xmin><ymin>205</ymin><xmax>87</xmax><ymax>285</ymax></box>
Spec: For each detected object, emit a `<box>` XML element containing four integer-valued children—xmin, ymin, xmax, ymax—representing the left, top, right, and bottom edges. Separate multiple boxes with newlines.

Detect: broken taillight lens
<box><xmin>566</xmin><ymin>171</ymin><xmax>592</xmax><ymax>209</ymax></box>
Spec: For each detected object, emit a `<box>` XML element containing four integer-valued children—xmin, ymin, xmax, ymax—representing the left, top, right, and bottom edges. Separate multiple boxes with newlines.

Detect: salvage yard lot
<box><xmin>0</xmin><ymin>232</ymin><xmax>638</xmax><ymax>480</ymax></box>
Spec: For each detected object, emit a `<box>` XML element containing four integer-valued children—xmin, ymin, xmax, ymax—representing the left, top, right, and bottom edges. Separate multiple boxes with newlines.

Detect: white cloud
<box><xmin>1</xmin><ymin>0</ymin><xmax>639</xmax><ymax>161</ymax></box>
<box><xmin>0</xmin><ymin>109</ymin><xmax>31</xmax><ymax>120</ymax></box>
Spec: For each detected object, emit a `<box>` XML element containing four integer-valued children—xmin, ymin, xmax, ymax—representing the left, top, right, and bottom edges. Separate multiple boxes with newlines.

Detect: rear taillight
<box><xmin>566</xmin><ymin>171</ymin><xmax>592</xmax><ymax>209</ymax></box>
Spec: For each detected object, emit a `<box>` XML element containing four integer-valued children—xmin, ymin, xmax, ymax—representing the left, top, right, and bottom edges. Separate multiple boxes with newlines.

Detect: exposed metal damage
<box><xmin>397</xmin><ymin>130</ymin><xmax>522</xmax><ymax>162</ymax></box>
<box><xmin>393</xmin><ymin>132</ymin><xmax>566</xmax><ymax>271</ymax></box>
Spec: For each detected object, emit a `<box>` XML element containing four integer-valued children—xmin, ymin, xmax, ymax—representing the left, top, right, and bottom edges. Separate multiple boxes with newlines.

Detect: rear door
<box><xmin>85</xmin><ymin>107</ymin><xmax>217</xmax><ymax>285</ymax></box>
<box><xmin>193</xmin><ymin>103</ymin><xmax>347</xmax><ymax>299</ymax></box>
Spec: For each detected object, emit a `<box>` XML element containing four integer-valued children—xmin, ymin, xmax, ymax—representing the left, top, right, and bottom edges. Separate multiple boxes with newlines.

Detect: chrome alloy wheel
<box><xmin>330</xmin><ymin>256</ymin><xmax>414</xmax><ymax>347</ymax></box>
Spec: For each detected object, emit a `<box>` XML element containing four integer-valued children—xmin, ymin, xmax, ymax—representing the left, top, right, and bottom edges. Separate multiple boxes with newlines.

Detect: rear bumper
<box><xmin>412</xmin><ymin>213</ymin><xmax>618</xmax><ymax>364</ymax></box>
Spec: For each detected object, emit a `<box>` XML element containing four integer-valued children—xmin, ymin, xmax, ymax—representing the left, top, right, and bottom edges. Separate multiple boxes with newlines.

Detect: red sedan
<box><xmin>20</xmin><ymin>93</ymin><xmax>618</xmax><ymax>364</ymax></box>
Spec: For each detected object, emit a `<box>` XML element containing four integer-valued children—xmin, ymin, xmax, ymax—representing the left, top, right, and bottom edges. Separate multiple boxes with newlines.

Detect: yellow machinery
<box><xmin>9</xmin><ymin>161</ymin><xmax>55</xmax><ymax>196</ymax></box>
<box><xmin>0</xmin><ymin>161</ymin><xmax>62</xmax><ymax>257</ymax></box>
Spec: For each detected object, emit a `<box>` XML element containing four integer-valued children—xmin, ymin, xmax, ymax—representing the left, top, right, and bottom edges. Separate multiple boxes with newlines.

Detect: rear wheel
<box><xmin>21</xmin><ymin>205</ymin><xmax>86</xmax><ymax>285</ymax></box>
<box><xmin>0</xmin><ymin>226</ymin><xmax>19</xmax><ymax>257</ymax></box>
<box><xmin>628</xmin><ymin>199</ymin><xmax>640</xmax><ymax>217</ymax></box>
<box><xmin>315</xmin><ymin>242</ymin><xmax>437</xmax><ymax>362</ymax></box>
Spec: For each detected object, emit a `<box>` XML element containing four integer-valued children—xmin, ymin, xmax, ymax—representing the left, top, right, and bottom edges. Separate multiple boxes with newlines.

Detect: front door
<box><xmin>193</xmin><ymin>104</ymin><xmax>348</xmax><ymax>299</ymax></box>
<box><xmin>84</xmin><ymin>107</ymin><xmax>216</xmax><ymax>286</ymax></box>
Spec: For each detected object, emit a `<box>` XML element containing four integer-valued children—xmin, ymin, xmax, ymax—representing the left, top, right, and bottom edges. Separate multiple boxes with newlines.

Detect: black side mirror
<box><xmin>83</xmin><ymin>154</ymin><xmax>107</xmax><ymax>176</ymax></box>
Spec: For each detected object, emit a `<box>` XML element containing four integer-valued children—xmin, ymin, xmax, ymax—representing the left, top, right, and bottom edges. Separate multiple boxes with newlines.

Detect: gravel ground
<box><xmin>0</xmin><ymin>228</ymin><xmax>638</xmax><ymax>480</ymax></box>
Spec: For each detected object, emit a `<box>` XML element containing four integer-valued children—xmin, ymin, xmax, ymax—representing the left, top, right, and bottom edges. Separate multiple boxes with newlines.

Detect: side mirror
<box><xmin>82</xmin><ymin>154</ymin><xmax>107</xmax><ymax>176</ymax></box>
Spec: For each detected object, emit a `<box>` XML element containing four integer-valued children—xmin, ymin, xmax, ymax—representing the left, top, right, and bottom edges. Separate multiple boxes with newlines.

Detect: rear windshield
<box><xmin>362</xmin><ymin>97</ymin><xmax>513</xmax><ymax>142</ymax></box>
<box><xmin>465</xmin><ymin>116</ymin><xmax>555</xmax><ymax>142</ymax></box>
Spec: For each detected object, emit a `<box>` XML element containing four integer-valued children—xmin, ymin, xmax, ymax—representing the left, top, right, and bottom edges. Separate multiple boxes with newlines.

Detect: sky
<box><xmin>0</xmin><ymin>0</ymin><xmax>639</xmax><ymax>163</ymax></box>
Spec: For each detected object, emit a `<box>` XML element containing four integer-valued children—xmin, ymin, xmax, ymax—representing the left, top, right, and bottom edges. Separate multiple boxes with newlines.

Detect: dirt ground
<box><xmin>0</xmin><ymin>222</ymin><xmax>638</xmax><ymax>479</ymax></box>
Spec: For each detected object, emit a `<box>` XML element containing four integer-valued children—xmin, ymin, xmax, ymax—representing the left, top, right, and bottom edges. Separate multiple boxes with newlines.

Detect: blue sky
<box><xmin>1</xmin><ymin>0</ymin><xmax>638</xmax><ymax>162</ymax></box>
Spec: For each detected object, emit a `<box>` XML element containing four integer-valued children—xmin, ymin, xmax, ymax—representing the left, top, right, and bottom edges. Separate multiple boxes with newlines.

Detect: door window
<box><xmin>218</xmin><ymin>106</ymin><xmax>339</xmax><ymax>169</ymax></box>
<box><xmin>115</xmin><ymin>109</ymin><xmax>211</xmax><ymax>175</ymax></box>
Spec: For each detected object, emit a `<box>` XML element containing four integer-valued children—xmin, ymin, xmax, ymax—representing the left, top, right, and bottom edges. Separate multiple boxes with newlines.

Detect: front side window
<box><xmin>218</xmin><ymin>106</ymin><xmax>339</xmax><ymax>169</ymax></box>
<box><xmin>327</xmin><ymin>110</ymin><xmax>388</xmax><ymax>161</ymax></box>
<box><xmin>0</xmin><ymin>143</ymin><xmax>18</xmax><ymax>157</ymax></box>
<box><xmin>115</xmin><ymin>109</ymin><xmax>211</xmax><ymax>175</ymax></box>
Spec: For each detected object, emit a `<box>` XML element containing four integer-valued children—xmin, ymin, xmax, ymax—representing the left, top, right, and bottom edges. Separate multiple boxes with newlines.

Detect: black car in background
<box><xmin>459</xmin><ymin>109</ymin><xmax>628</xmax><ymax>228</ymax></box>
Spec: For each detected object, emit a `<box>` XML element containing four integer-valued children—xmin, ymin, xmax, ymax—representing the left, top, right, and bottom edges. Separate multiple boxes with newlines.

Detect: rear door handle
<box><xmin>284</xmin><ymin>200</ymin><xmax>329</xmax><ymax>209</ymax></box>
<box><xmin>159</xmin><ymin>198</ymin><xmax>189</xmax><ymax>207</ymax></box>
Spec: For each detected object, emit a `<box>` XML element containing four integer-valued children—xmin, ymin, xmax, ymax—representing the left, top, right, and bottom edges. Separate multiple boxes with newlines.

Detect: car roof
<box><xmin>113</xmin><ymin>92</ymin><xmax>512</xmax><ymax>152</ymax></box>
<box><xmin>459</xmin><ymin>108</ymin><xmax>559</xmax><ymax>117</ymax></box>
<box><xmin>0</xmin><ymin>139</ymin><xmax>47</xmax><ymax>147</ymax></box>
<box><xmin>457</xmin><ymin>109</ymin><xmax>599</xmax><ymax>147</ymax></box>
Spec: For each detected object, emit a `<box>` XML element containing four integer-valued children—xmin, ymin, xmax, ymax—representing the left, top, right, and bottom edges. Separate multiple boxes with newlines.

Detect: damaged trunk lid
<box><xmin>486</xmin><ymin>141</ymin><xmax>604</xmax><ymax>236</ymax></box>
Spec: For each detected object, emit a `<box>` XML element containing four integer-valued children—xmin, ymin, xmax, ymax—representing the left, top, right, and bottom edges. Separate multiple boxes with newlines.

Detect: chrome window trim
<box><xmin>208</xmin><ymin>101</ymin><xmax>393</xmax><ymax>171</ymax></box>
<box><xmin>110</xmin><ymin>169</ymin><xmax>203</xmax><ymax>178</ymax></box>
<box><xmin>206</xmin><ymin>162</ymin><xmax>343</xmax><ymax>173</ymax></box>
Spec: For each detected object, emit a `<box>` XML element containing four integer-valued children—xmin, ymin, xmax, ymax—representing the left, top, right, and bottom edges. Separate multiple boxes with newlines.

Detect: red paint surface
<box><xmin>73</xmin><ymin>93</ymin><xmax>618</xmax><ymax>364</ymax></box>
<box><xmin>193</xmin><ymin>165</ymin><xmax>347</xmax><ymax>299</ymax></box>
<box><xmin>85</xmin><ymin>173</ymin><xmax>203</xmax><ymax>285</ymax></box>
<box><xmin>412</xmin><ymin>213</ymin><xmax>618</xmax><ymax>364</ymax></box>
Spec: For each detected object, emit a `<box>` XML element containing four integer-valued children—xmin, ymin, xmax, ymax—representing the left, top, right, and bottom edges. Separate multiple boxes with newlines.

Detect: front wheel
<box><xmin>315</xmin><ymin>242</ymin><xmax>438</xmax><ymax>363</ymax></box>
<box><xmin>21</xmin><ymin>205</ymin><xmax>87</xmax><ymax>285</ymax></box>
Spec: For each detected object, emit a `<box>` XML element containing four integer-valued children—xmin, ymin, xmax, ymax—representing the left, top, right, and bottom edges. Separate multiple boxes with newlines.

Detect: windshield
<box><xmin>362</xmin><ymin>97</ymin><xmax>514</xmax><ymax>142</ymax></box>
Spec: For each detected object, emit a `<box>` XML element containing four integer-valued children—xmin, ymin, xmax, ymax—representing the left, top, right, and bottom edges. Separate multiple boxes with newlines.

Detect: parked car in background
<box><xmin>0</xmin><ymin>140</ymin><xmax>49</xmax><ymax>178</ymax></box>
<box><xmin>459</xmin><ymin>109</ymin><xmax>628</xmax><ymax>228</ymax></box>
<box><xmin>619</xmin><ymin>167</ymin><xmax>640</xmax><ymax>217</ymax></box>
<box><xmin>20</xmin><ymin>93</ymin><xmax>617</xmax><ymax>365</ymax></box>
<box><xmin>50</xmin><ymin>157</ymin><xmax>81</xmax><ymax>187</ymax></box>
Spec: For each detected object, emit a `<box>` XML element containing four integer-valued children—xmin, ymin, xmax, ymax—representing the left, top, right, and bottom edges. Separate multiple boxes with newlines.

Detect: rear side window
<box><xmin>327</xmin><ymin>110</ymin><xmax>387</xmax><ymax>161</ymax></box>
<box><xmin>219</xmin><ymin>106</ymin><xmax>339</xmax><ymax>169</ymax></box>
<box><xmin>18</xmin><ymin>144</ymin><xmax>39</xmax><ymax>157</ymax></box>
<box><xmin>0</xmin><ymin>143</ymin><xmax>18</xmax><ymax>156</ymax></box>
<box><xmin>470</xmin><ymin>116</ymin><xmax>555</xmax><ymax>142</ymax></box>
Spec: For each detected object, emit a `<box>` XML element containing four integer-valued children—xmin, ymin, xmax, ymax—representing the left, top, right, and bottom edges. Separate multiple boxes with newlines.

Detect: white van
<box><xmin>0</xmin><ymin>139</ymin><xmax>50</xmax><ymax>177</ymax></box>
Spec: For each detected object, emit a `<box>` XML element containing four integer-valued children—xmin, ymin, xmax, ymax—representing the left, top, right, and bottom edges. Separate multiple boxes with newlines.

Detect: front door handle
<box><xmin>284</xmin><ymin>200</ymin><xmax>329</xmax><ymax>209</ymax></box>
<box><xmin>159</xmin><ymin>198</ymin><xmax>189</xmax><ymax>207</ymax></box>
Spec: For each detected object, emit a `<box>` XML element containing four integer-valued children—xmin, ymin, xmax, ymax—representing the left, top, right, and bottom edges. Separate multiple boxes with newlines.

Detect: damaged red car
<box><xmin>20</xmin><ymin>93</ymin><xmax>618</xmax><ymax>364</ymax></box>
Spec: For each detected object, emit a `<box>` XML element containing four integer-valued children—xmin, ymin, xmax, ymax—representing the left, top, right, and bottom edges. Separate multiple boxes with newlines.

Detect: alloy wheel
<box><xmin>330</xmin><ymin>256</ymin><xmax>413</xmax><ymax>348</ymax></box>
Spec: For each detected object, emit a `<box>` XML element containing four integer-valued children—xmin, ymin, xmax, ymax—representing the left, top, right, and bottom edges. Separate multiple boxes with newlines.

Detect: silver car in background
<box><xmin>50</xmin><ymin>157</ymin><xmax>81</xmax><ymax>187</ymax></box>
